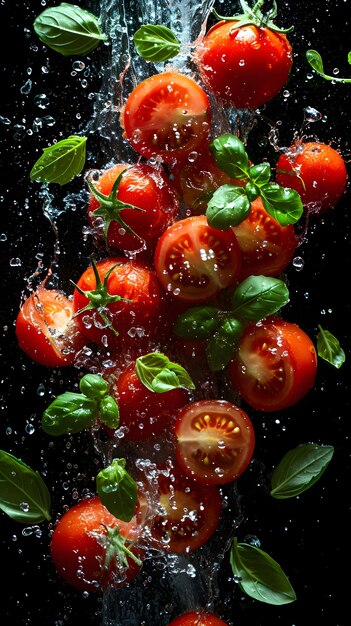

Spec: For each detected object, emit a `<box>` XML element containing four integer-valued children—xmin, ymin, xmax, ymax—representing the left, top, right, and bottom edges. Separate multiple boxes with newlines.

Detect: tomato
<box><xmin>232</xmin><ymin>196</ymin><xmax>298</xmax><ymax>281</ymax></box>
<box><xmin>194</xmin><ymin>20</ymin><xmax>292</xmax><ymax>110</ymax></box>
<box><xmin>175</xmin><ymin>399</ymin><xmax>255</xmax><ymax>485</ymax></box>
<box><xmin>227</xmin><ymin>316</ymin><xmax>318</xmax><ymax>412</ymax></box>
<box><xmin>144</xmin><ymin>464</ymin><xmax>222</xmax><ymax>553</ymax></box>
<box><xmin>121</xmin><ymin>71</ymin><xmax>211</xmax><ymax>163</ymax></box>
<box><xmin>15</xmin><ymin>282</ymin><xmax>85</xmax><ymax>368</ymax></box>
<box><xmin>72</xmin><ymin>257</ymin><xmax>164</xmax><ymax>352</ymax></box>
<box><xmin>154</xmin><ymin>215</ymin><xmax>242</xmax><ymax>303</ymax></box>
<box><xmin>50</xmin><ymin>496</ymin><xmax>143</xmax><ymax>593</ymax></box>
<box><xmin>167</xmin><ymin>610</ymin><xmax>229</xmax><ymax>626</ymax></box>
<box><xmin>87</xmin><ymin>162</ymin><xmax>180</xmax><ymax>256</ymax></box>
<box><xmin>105</xmin><ymin>361</ymin><xmax>193</xmax><ymax>441</ymax></box>
<box><xmin>276</xmin><ymin>141</ymin><xmax>348</xmax><ymax>214</ymax></box>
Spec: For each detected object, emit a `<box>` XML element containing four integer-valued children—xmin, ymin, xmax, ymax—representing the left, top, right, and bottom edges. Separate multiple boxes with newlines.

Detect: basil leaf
<box><xmin>0</xmin><ymin>450</ymin><xmax>51</xmax><ymax>524</ymax></box>
<box><xmin>42</xmin><ymin>392</ymin><xmax>98</xmax><ymax>435</ymax></box>
<box><xmin>206</xmin><ymin>317</ymin><xmax>243</xmax><ymax>371</ymax></box>
<box><xmin>306</xmin><ymin>49</ymin><xmax>351</xmax><ymax>83</ymax></box>
<box><xmin>270</xmin><ymin>444</ymin><xmax>334</xmax><ymax>499</ymax></box>
<box><xmin>209</xmin><ymin>134</ymin><xmax>250</xmax><ymax>179</ymax></box>
<box><xmin>260</xmin><ymin>183</ymin><xmax>303</xmax><ymax>225</ymax></box>
<box><xmin>96</xmin><ymin>459</ymin><xmax>137</xmax><ymax>522</ymax></box>
<box><xmin>30</xmin><ymin>135</ymin><xmax>87</xmax><ymax>185</ymax></box>
<box><xmin>316</xmin><ymin>325</ymin><xmax>345</xmax><ymax>369</ymax></box>
<box><xmin>248</xmin><ymin>163</ymin><xmax>271</xmax><ymax>187</ymax></box>
<box><xmin>33</xmin><ymin>3</ymin><xmax>108</xmax><ymax>57</ymax></box>
<box><xmin>98</xmin><ymin>395</ymin><xmax>120</xmax><ymax>429</ymax></box>
<box><xmin>174</xmin><ymin>305</ymin><xmax>221</xmax><ymax>339</ymax></box>
<box><xmin>79</xmin><ymin>373</ymin><xmax>109</xmax><ymax>400</ymax></box>
<box><xmin>244</xmin><ymin>181</ymin><xmax>260</xmax><ymax>202</ymax></box>
<box><xmin>206</xmin><ymin>185</ymin><xmax>251</xmax><ymax>230</ymax></box>
<box><xmin>133</xmin><ymin>24</ymin><xmax>180</xmax><ymax>62</ymax></box>
<box><xmin>230</xmin><ymin>537</ymin><xmax>296</xmax><ymax>605</ymax></box>
<box><xmin>231</xmin><ymin>275</ymin><xmax>289</xmax><ymax>322</ymax></box>
<box><xmin>135</xmin><ymin>352</ymin><xmax>195</xmax><ymax>393</ymax></box>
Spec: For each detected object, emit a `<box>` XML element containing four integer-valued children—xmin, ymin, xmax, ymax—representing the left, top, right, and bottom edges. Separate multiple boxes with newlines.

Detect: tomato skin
<box><xmin>195</xmin><ymin>20</ymin><xmax>292</xmax><ymax>109</ymax></box>
<box><xmin>167</xmin><ymin>610</ymin><xmax>229</xmax><ymax>626</ymax></box>
<box><xmin>15</xmin><ymin>283</ymin><xmax>85</xmax><ymax>368</ymax></box>
<box><xmin>232</xmin><ymin>196</ymin><xmax>298</xmax><ymax>281</ymax></box>
<box><xmin>276</xmin><ymin>141</ymin><xmax>348</xmax><ymax>214</ymax></box>
<box><xmin>121</xmin><ymin>71</ymin><xmax>211</xmax><ymax>163</ymax></box>
<box><xmin>227</xmin><ymin>316</ymin><xmax>318</xmax><ymax>412</ymax></box>
<box><xmin>175</xmin><ymin>399</ymin><xmax>255</xmax><ymax>485</ymax></box>
<box><xmin>154</xmin><ymin>215</ymin><xmax>242</xmax><ymax>303</ymax></box>
<box><xmin>50</xmin><ymin>496</ymin><xmax>142</xmax><ymax>593</ymax></box>
<box><xmin>88</xmin><ymin>162</ymin><xmax>180</xmax><ymax>256</ymax></box>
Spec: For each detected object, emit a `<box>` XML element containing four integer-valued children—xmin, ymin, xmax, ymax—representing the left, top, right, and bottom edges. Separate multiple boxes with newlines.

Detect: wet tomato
<box><xmin>121</xmin><ymin>71</ymin><xmax>211</xmax><ymax>163</ymax></box>
<box><xmin>154</xmin><ymin>215</ymin><xmax>242</xmax><ymax>303</ymax></box>
<box><xmin>227</xmin><ymin>316</ymin><xmax>318</xmax><ymax>412</ymax></box>
<box><xmin>167</xmin><ymin>610</ymin><xmax>229</xmax><ymax>626</ymax></box>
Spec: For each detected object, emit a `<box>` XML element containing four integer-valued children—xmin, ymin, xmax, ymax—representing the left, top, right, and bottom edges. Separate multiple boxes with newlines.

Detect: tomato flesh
<box><xmin>167</xmin><ymin>610</ymin><xmax>229</xmax><ymax>626</ymax></box>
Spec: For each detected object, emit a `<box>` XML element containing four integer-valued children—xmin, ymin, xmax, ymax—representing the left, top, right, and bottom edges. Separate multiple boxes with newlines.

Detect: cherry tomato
<box><xmin>232</xmin><ymin>196</ymin><xmax>298</xmax><ymax>281</ymax></box>
<box><xmin>144</xmin><ymin>464</ymin><xmax>222</xmax><ymax>553</ymax></box>
<box><xmin>167</xmin><ymin>610</ymin><xmax>229</xmax><ymax>626</ymax></box>
<box><xmin>276</xmin><ymin>141</ymin><xmax>348</xmax><ymax>214</ymax></box>
<box><xmin>50</xmin><ymin>496</ymin><xmax>143</xmax><ymax>593</ymax></box>
<box><xmin>15</xmin><ymin>282</ymin><xmax>85</xmax><ymax>368</ymax></box>
<box><xmin>194</xmin><ymin>19</ymin><xmax>292</xmax><ymax>110</ymax></box>
<box><xmin>87</xmin><ymin>162</ymin><xmax>180</xmax><ymax>256</ymax></box>
<box><xmin>121</xmin><ymin>71</ymin><xmax>211</xmax><ymax>163</ymax></box>
<box><xmin>72</xmin><ymin>257</ymin><xmax>164</xmax><ymax>352</ymax></box>
<box><xmin>175</xmin><ymin>399</ymin><xmax>255</xmax><ymax>485</ymax></box>
<box><xmin>227</xmin><ymin>316</ymin><xmax>318</xmax><ymax>412</ymax></box>
<box><xmin>154</xmin><ymin>215</ymin><xmax>242</xmax><ymax>303</ymax></box>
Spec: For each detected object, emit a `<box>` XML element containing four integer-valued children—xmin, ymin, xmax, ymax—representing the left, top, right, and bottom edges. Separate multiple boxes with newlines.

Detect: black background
<box><xmin>1</xmin><ymin>1</ymin><xmax>350</xmax><ymax>625</ymax></box>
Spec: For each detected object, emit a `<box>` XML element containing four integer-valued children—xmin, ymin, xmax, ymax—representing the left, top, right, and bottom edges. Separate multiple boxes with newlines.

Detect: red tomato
<box><xmin>227</xmin><ymin>316</ymin><xmax>318</xmax><ymax>412</ymax></box>
<box><xmin>175</xmin><ymin>399</ymin><xmax>255</xmax><ymax>485</ymax></box>
<box><xmin>50</xmin><ymin>496</ymin><xmax>142</xmax><ymax>593</ymax></box>
<box><xmin>167</xmin><ymin>610</ymin><xmax>229</xmax><ymax>626</ymax></box>
<box><xmin>144</xmin><ymin>464</ymin><xmax>222</xmax><ymax>553</ymax></box>
<box><xmin>154</xmin><ymin>215</ymin><xmax>242</xmax><ymax>303</ymax></box>
<box><xmin>87</xmin><ymin>162</ymin><xmax>180</xmax><ymax>255</ymax></box>
<box><xmin>194</xmin><ymin>20</ymin><xmax>292</xmax><ymax>109</ymax></box>
<box><xmin>72</xmin><ymin>257</ymin><xmax>164</xmax><ymax>352</ymax></box>
<box><xmin>232</xmin><ymin>196</ymin><xmax>298</xmax><ymax>281</ymax></box>
<box><xmin>15</xmin><ymin>282</ymin><xmax>85</xmax><ymax>368</ymax></box>
<box><xmin>105</xmin><ymin>361</ymin><xmax>193</xmax><ymax>441</ymax></box>
<box><xmin>121</xmin><ymin>71</ymin><xmax>211</xmax><ymax>163</ymax></box>
<box><xmin>276</xmin><ymin>141</ymin><xmax>348</xmax><ymax>214</ymax></box>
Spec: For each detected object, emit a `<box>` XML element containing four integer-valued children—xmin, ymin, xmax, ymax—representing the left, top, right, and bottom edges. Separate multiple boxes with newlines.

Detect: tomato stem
<box><xmin>212</xmin><ymin>0</ymin><xmax>293</xmax><ymax>33</ymax></box>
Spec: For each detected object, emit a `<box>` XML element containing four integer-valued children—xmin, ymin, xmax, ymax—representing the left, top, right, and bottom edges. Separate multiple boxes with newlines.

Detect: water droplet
<box><xmin>10</xmin><ymin>258</ymin><xmax>22</xmax><ymax>267</ymax></box>
<box><xmin>293</xmin><ymin>256</ymin><xmax>305</xmax><ymax>271</ymax></box>
<box><xmin>37</xmin><ymin>383</ymin><xmax>45</xmax><ymax>396</ymax></box>
<box><xmin>20</xmin><ymin>79</ymin><xmax>32</xmax><ymax>95</ymax></box>
<box><xmin>303</xmin><ymin>106</ymin><xmax>322</xmax><ymax>123</ymax></box>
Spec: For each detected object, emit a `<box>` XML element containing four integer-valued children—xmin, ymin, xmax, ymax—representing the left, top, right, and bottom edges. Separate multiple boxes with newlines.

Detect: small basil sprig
<box><xmin>174</xmin><ymin>275</ymin><xmax>289</xmax><ymax>371</ymax></box>
<box><xmin>316</xmin><ymin>325</ymin><xmax>345</xmax><ymax>369</ymax></box>
<box><xmin>0</xmin><ymin>450</ymin><xmax>51</xmax><ymax>524</ymax></box>
<box><xmin>133</xmin><ymin>24</ymin><xmax>181</xmax><ymax>62</ymax></box>
<box><xmin>30</xmin><ymin>135</ymin><xmax>87</xmax><ymax>185</ymax></box>
<box><xmin>96</xmin><ymin>459</ymin><xmax>137</xmax><ymax>523</ymax></box>
<box><xmin>270</xmin><ymin>444</ymin><xmax>334</xmax><ymax>499</ymax></box>
<box><xmin>42</xmin><ymin>373</ymin><xmax>119</xmax><ymax>435</ymax></box>
<box><xmin>135</xmin><ymin>352</ymin><xmax>195</xmax><ymax>393</ymax></box>
<box><xmin>306</xmin><ymin>49</ymin><xmax>351</xmax><ymax>83</ymax></box>
<box><xmin>230</xmin><ymin>537</ymin><xmax>296</xmax><ymax>605</ymax></box>
<box><xmin>206</xmin><ymin>134</ymin><xmax>303</xmax><ymax>228</ymax></box>
<box><xmin>33</xmin><ymin>3</ymin><xmax>108</xmax><ymax>57</ymax></box>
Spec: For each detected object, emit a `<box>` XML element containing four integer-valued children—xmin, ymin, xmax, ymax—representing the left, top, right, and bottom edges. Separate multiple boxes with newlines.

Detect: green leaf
<box><xmin>42</xmin><ymin>392</ymin><xmax>98</xmax><ymax>436</ymax></box>
<box><xmin>174</xmin><ymin>305</ymin><xmax>221</xmax><ymax>339</ymax></box>
<box><xmin>209</xmin><ymin>134</ymin><xmax>250</xmax><ymax>179</ymax></box>
<box><xmin>231</xmin><ymin>275</ymin><xmax>289</xmax><ymax>322</ymax></box>
<box><xmin>33</xmin><ymin>2</ymin><xmax>108</xmax><ymax>57</ymax></box>
<box><xmin>30</xmin><ymin>135</ymin><xmax>87</xmax><ymax>185</ymax></box>
<box><xmin>133</xmin><ymin>24</ymin><xmax>181</xmax><ymax>62</ymax></box>
<box><xmin>306</xmin><ymin>49</ymin><xmax>351</xmax><ymax>83</ymax></box>
<box><xmin>98</xmin><ymin>395</ymin><xmax>120</xmax><ymax>430</ymax></box>
<box><xmin>135</xmin><ymin>352</ymin><xmax>195</xmax><ymax>393</ymax></box>
<box><xmin>96</xmin><ymin>459</ymin><xmax>138</xmax><ymax>522</ymax></box>
<box><xmin>248</xmin><ymin>163</ymin><xmax>272</xmax><ymax>187</ymax></box>
<box><xmin>206</xmin><ymin>317</ymin><xmax>243</xmax><ymax>371</ymax></box>
<box><xmin>316</xmin><ymin>325</ymin><xmax>345</xmax><ymax>369</ymax></box>
<box><xmin>270</xmin><ymin>444</ymin><xmax>334</xmax><ymax>499</ymax></box>
<box><xmin>206</xmin><ymin>185</ymin><xmax>251</xmax><ymax>230</ymax></box>
<box><xmin>348</xmin><ymin>51</ymin><xmax>351</xmax><ymax>65</ymax></box>
<box><xmin>79</xmin><ymin>374</ymin><xmax>110</xmax><ymax>400</ymax></box>
<box><xmin>0</xmin><ymin>450</ymin><xmax>51</xmax><ymax>524</ymax></box>
<box><xmin>230</xmin><ymin>538</ymin><xmax>296</xmax><ymax>605</ymax></box>
<box><xmin>260</xmin><ymin>183</ymin><xmax>303</xmax><ymax>225</ymax></box>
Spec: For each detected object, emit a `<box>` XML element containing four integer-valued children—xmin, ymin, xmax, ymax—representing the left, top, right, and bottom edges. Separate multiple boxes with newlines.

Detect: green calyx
<box><xmin>103</xmin><ymin>525</ymin><xmax>142</xmax><ymax>571</ymax></box>
<box><xmin>213</xmin><ymin>0</ymin><xmax>294</xmax><ymax>34</ymax></box>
